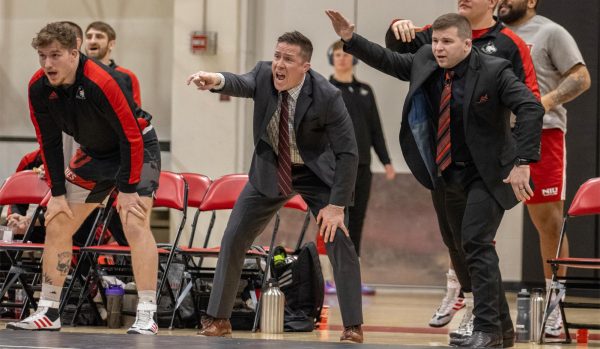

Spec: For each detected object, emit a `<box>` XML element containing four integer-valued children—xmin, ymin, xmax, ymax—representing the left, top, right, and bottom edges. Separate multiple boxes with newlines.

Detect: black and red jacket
<box><xmin>109</xmin><ymin>59</ymin><xmax>142</xmax><ymax>107</ymax></box>
<box><xmin>385</xmin><ymin>18</ymin><xmax>540</xmax><ymax>99</ymax></box>
<box><xmin>28</xmin><ymin>54</ymin><xmax>145</xmax><ymax>196</ymax></box>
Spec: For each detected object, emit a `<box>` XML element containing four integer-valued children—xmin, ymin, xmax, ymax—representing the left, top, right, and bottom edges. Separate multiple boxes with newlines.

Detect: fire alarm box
<box><xmin>191</xmin><ymin>31</ymin><xmax>217</xmax><ymax>55</ymax></box>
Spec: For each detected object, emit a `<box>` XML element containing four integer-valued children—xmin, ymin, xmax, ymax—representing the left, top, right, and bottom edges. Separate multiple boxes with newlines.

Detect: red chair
<box><xmin>0</xmin><ymin>171</ymin><xmax>50</xmax><ymax>315</ymax></box>
<box><xmin>180</xmin><ymin>172</ymin><xmax>212</xmax><ymax>248</ymax></box>
<box><xmin>540</xmin><ymin>177</ymin><xmax>600</xmax><ymax>343</ymax></box>
<box><xmin>71</xmin><ymin>171</ymin><xmax>188</xmax><ymax>322</ymax></box>
<box><xmin>170</xmin><ymin>174</ymin><xmax>311</xmax><ymax>330</ymax></box>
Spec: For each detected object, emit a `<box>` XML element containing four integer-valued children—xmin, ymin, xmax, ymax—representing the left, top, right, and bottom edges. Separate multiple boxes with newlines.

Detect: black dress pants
<box><xmin>439</xmin><ymin>163</ymin><xmax>513</xmax><ymax>334</ymax></box>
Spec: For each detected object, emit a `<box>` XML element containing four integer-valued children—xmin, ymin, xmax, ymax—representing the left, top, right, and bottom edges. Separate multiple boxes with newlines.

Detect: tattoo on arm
<box><xmin>551</xmin><ymin>64</ymin><xmax>591</xmax><ymax>107</ymax></box>
<box><xmin>56</xmin><ymin>251</ymin><xmax>72</xmax><ymax>276</ymax></box>
<box><xmin>43</xmin><ymin>272</ymin><xmax>53</xmax><ymax>284</ymax></box>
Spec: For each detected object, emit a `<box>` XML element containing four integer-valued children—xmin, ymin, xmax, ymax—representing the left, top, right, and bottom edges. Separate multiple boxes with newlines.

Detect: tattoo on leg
<box><xmin>56</xmin><ymin>251</ymin><xmax>72</xmax><ymax>276</ymax></box>
<box><xmin>43</xmin><ymin>272</ymin><xmax>53</xmax><ymax>285</ymax></box>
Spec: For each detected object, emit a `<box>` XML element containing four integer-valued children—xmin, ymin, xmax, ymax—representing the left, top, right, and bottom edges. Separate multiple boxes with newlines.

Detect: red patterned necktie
<box><xmin>277</xmin><ymin>91</ymin><xmax>293</xmax><ymax>196</ymax></box>
<box><xmin>436</xmin><ymin>71</ymin><xmax>454</xmax><ymax>172</ymax></box>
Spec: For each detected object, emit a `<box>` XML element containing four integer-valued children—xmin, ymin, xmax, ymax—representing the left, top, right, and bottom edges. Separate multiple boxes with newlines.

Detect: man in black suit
<box><xmin>186</xmin><ymin>31</ymin><xmax>363</xmax><ymax>343</ymax></box>
<box><xmin>326</xmin><ymin>11</ymin><xmax>543</xmax><ymax>348</ymax></box>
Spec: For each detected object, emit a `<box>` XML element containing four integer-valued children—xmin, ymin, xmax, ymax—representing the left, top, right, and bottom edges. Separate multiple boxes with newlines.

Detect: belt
<box><xmin>453</xmin><ymin>161</ymin><xmax>473</xmax><ymax>168</ymax></box>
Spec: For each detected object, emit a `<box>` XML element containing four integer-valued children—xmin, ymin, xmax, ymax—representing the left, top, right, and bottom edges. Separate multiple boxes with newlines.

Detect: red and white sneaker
<box><xmin>6</xmin><ymin>300</ymin><xmax>61</xmax><ymax>331</ymax></box>
<box><xmin>429</xmin><ymin>273</ymin><xmax>465</xmax><ymax>327</ymax></box>
<box><xmin>127</xmin><ymin>302</ymin><xmax>158</xmax><ymax>335</ymax></box>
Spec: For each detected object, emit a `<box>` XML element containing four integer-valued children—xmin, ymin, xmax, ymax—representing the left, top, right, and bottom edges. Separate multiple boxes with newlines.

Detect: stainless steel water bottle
<box><xmin>260</xmin><ymin>279</ymin><xmax>285</xmax><ymax>334</ymax></box>
<box><xmin>530</xmin><ymin>288</ymin><xmax>544</xmax><ymax>343</ymax></box>
<box><xmin>515</xmin><ymin>289</ymin><xmax>531</xmax><ymax>342</ymax></box>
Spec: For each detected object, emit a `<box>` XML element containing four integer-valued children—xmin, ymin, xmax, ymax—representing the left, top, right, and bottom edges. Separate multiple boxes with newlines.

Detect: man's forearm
<box><xmin>543</xmin><ymin>64</ymin><xmax>591</xmax><ymax>111</ymax></box>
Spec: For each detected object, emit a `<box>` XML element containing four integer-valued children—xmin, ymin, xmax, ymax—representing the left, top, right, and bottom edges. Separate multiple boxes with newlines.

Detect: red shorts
<box><xmin>526</xmin><ymin>128</ymin><xmax>566</xmax><ymax>204</ymax></box>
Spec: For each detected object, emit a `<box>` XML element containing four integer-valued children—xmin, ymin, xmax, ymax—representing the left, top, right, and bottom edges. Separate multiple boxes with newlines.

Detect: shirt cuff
<box><xmin>213</xmin><ymin>73</ymin><xmax>226</xmax><ymax>90</ymax></box>
<box><xmin>118</xmin><ymin>183</ymin><xmax>138</xmax><ymax>194</ymax></box>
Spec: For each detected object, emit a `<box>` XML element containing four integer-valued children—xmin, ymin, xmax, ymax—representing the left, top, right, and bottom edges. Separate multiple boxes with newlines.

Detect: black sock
<box><xmin>44</xmin><ymin>307</ymin><xmax>59</xmax><ymax>321</ymax></box>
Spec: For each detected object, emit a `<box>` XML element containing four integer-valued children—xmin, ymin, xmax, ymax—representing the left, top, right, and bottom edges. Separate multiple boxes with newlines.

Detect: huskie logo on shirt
<box><xmin>481</xmin><ymin>41</ymin><xmax>498</xmax><ymax>54</ymax></box>
<box><xmin>76</xmin><ymin>86</ymin><xmax>86</xmax><ymax>100</ymax></box>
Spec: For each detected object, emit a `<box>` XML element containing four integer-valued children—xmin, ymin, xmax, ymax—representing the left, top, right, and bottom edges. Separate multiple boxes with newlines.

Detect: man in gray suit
<box><xmin>186</xmin><ymin>31</ymin><xmax>363</xmax><ymax>343</ymax></box>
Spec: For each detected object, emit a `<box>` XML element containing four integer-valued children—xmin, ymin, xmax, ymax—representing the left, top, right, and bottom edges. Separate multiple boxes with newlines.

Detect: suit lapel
<box><xmin>260</xmin><ymin>87</ymin><xmax>279</xmax><ymax>143</ymax></box>
<box><xmin>293</xmin><ymin>74</ymin><xmax>312</xmax><ymax>132</ymax></box>
<box><xmin>463</xmin><ymin>51</ymin><xmax>480</xmax><ymax>134</ymax></box>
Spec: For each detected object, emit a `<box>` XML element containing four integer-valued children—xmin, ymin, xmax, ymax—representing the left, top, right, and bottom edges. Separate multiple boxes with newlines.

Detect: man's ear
<box><xmin>303</xmin><ymin>61</ymin><xmax>311</xmax><ymax>73</ymax></box>
<box><xmin>108</xmin><ymin>40</ymin><xmax>116</xmax><ymax>51</ymax></box>
<box><xmin>465</xmin><ymin>38</ymin><xmax>473</xmax><ymax>51</ymax></box>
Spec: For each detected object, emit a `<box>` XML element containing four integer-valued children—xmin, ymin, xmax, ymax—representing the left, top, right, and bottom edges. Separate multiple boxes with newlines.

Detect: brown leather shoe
<box><xmin>340</xmin><ymin>325</ymin><xmax>363</xmax><ymax>343</ymax></box>
<box><xmin>197</xmin><ymin>315</ymin><xmax>232</xmax><ymax>337</ymax></box>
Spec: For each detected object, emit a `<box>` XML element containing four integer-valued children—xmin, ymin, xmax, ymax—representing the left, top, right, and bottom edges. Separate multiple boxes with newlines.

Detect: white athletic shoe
<box><xmin>544</xmin><ymin>306</ymin><xmax>563</xmax><ymax>337</ymax></box>
<box><xmin>127</xmin><ymin>302</ymin><xmax>158</xmax><ymax>335</ymax></box>
<box><xmin>429</xmin><ymin>273</ymin><xmax>465</xmax><ymax>327</ymax></box>
<box><xmin>6</xmin><ymin>300</ymin><xmax>61</xmax><ymax>331</ymax></box>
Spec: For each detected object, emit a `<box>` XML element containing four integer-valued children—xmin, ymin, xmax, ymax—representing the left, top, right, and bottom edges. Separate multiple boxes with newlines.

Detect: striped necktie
<box><xmin>277</xmin><ymin>91</ymin><xmax>292</xmax><ymax>196</ymax></box>
<box><xmin>436</xmin><ymin>71</ymin><xmax>454</xmax><ymax>172</ymax></box>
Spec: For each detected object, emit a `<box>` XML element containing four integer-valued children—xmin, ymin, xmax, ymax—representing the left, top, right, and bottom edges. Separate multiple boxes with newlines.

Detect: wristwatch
<box><xmin>514</xmin><ymin>158</ymin><xmax>531</xmax><ymax>167</ymax></box>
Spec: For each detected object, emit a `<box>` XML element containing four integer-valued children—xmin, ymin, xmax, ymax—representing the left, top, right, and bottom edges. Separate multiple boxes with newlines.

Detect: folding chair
<box><xmin>0</xmin><ymin>170</ymin><xmax>50</xmax><ymax>316</ymax></box>
<box><xmin>180</xmin><ymin>172</ymin><xmax>212</xmax><ymax>249</ymax></box>
<box><xmin>540</xmin><ymin>177</ymin><xmax>600</xmax><ymax>343</ymax></box>
<box><xmin>71</xmin><ymin>171</ymin><xmax>188</xmax><ymax>323</ymax></box>
<box><xmin>168</xmin><ymin>173</ymin><xmax>311</xmax><ymax>329</ymax></box>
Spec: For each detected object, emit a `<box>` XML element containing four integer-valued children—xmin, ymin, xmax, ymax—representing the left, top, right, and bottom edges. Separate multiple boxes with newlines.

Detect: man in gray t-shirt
<box><xmin>499</xmin><ymin>0</ymin><xmax>591</xmax><ymax>338</ymax></box>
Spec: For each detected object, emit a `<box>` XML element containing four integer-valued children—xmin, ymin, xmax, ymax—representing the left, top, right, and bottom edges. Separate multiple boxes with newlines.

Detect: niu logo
<box><xmin>542</xmin><ymin>187</ymin><xmax>558</xmax><ymax>196</ymax></box>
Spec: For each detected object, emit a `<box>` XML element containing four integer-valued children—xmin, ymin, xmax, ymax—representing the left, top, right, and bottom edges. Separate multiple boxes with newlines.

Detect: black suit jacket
<box><xmin>345</xmin><ymin>34</ymin><xmax>544</xmax><ymax>210</ymax></box>
<box><xmin>217</xmin><ymin>62</ymin><xmax>358</xmax><ymax>206</ymax></box>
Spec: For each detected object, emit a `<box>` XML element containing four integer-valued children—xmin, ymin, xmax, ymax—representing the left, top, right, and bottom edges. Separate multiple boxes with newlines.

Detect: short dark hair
<box><xmin>60</xmin><ymin>21</ymin><xmax>83</xmax><ymax>40</ymax></box>
<box><xmin>31</xmin><ymin>22</ymin><xmax>78</xmax><ymax>50</ymax></box>
<box><xmin>86</xmin><ymin>21</ymin><xmax>116</xmax><ymax>41</ymax></box>
<box><xmin>432</xmin><ymin>13</ymin><xmax>472</xmax><ymax>40</ymax></box>
<box><xmin>277</xmin><ymin>31</ymin><xmax>313</xmax><ymax>62</ymax></box>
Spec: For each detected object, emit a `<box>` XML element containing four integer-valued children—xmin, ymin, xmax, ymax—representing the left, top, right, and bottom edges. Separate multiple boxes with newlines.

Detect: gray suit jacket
<box><xmin>217</xmin><ymin>61</ymin><xmax>358</xmax><ymax>206</ymax></box>
<box><xmin>345</xmin><ymin>34</ymin><xmax>544</xmax><ymax>210</ymax></box>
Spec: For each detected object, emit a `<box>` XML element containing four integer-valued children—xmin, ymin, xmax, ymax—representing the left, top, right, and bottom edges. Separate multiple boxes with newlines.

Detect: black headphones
<box><xmin>327</xmin><ymin>43</ymin><xmax>358</xmax><ymax>66</ymax></box>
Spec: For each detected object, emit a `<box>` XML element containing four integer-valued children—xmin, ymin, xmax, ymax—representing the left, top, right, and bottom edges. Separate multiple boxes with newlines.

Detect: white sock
<box><xmin>447</xmin><ymin>269</ymin><xmax>460</xmax><ymax>289</ymax></box>
<box><xmin>138</xmin><ymin>290</ymin><xmax>156</xmax><ymax>304</ymax></box>
<box><xmin>41</xmin><ymin>283</ymin><xmax>62</xmax><ymax>305</ymax></box>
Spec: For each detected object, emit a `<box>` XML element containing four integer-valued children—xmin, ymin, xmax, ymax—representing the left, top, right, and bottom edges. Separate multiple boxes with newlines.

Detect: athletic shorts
<box><xmin>526</xmin><ymin>128</ymin><xmax>566</xmax><ymax>204</ymax></box>
<box><xmin>64</xmin><ymin>127</ymin><xmax>161</xmax><ymax>204</ymax></box>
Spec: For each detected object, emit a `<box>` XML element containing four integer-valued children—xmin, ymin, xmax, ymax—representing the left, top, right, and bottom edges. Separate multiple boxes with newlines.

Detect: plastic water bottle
<box><xmin>260</xmin><ymin>279</ymin><xmax>285</xmax><ymax>333</ymax></box>
<box><xmin>515</xmin><ymin>289</ymin><xmax>530</xmax><ymax>342</ymax></box>
<box><xmin>105</xmin><ymin>284</ymin><xmax>124</xmax><ymax>328</ymax></box>
<box><xmin>530</xmin><ymin>288</ymin><xmax>544</xmax><ymax>343</ymax></box>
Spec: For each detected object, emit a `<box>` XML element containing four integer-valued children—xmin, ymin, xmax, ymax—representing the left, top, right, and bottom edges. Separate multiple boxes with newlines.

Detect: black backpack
<box><xmin>271</xmin><ymin>242</ymin><xmax>324</xmax><ymax>332</ymax></box>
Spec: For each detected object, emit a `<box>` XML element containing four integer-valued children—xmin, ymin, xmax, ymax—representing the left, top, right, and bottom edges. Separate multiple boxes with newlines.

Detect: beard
<box><xmin>498</xmin><ymin>2</ymin><xmax>528</xmax><ymax>24</ymax></box>
<box><xmin>86</xmin><ymin>45</ymin><xmax>109</xmax><ymax>61</ymax></box>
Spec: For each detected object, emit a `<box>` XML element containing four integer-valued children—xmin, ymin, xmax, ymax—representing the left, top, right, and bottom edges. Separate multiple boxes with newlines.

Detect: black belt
<box><xmin>453</xmin><ymin>161</ymin><xmax>474</xmax><ymax>168</ymax></box>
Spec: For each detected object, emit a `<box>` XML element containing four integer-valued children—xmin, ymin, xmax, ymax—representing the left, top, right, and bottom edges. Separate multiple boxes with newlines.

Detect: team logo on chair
<box><xmin>481</xmin><ymin>41</ymin><xmax>497</xmax><ymax>54</ymax></box>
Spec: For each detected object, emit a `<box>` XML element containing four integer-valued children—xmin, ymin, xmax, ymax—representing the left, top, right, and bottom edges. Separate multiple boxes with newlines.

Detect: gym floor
<box><xmin>0</xmin><ymin>288</ymin><xmax>598</xmax><ymax>348</ymax></box>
